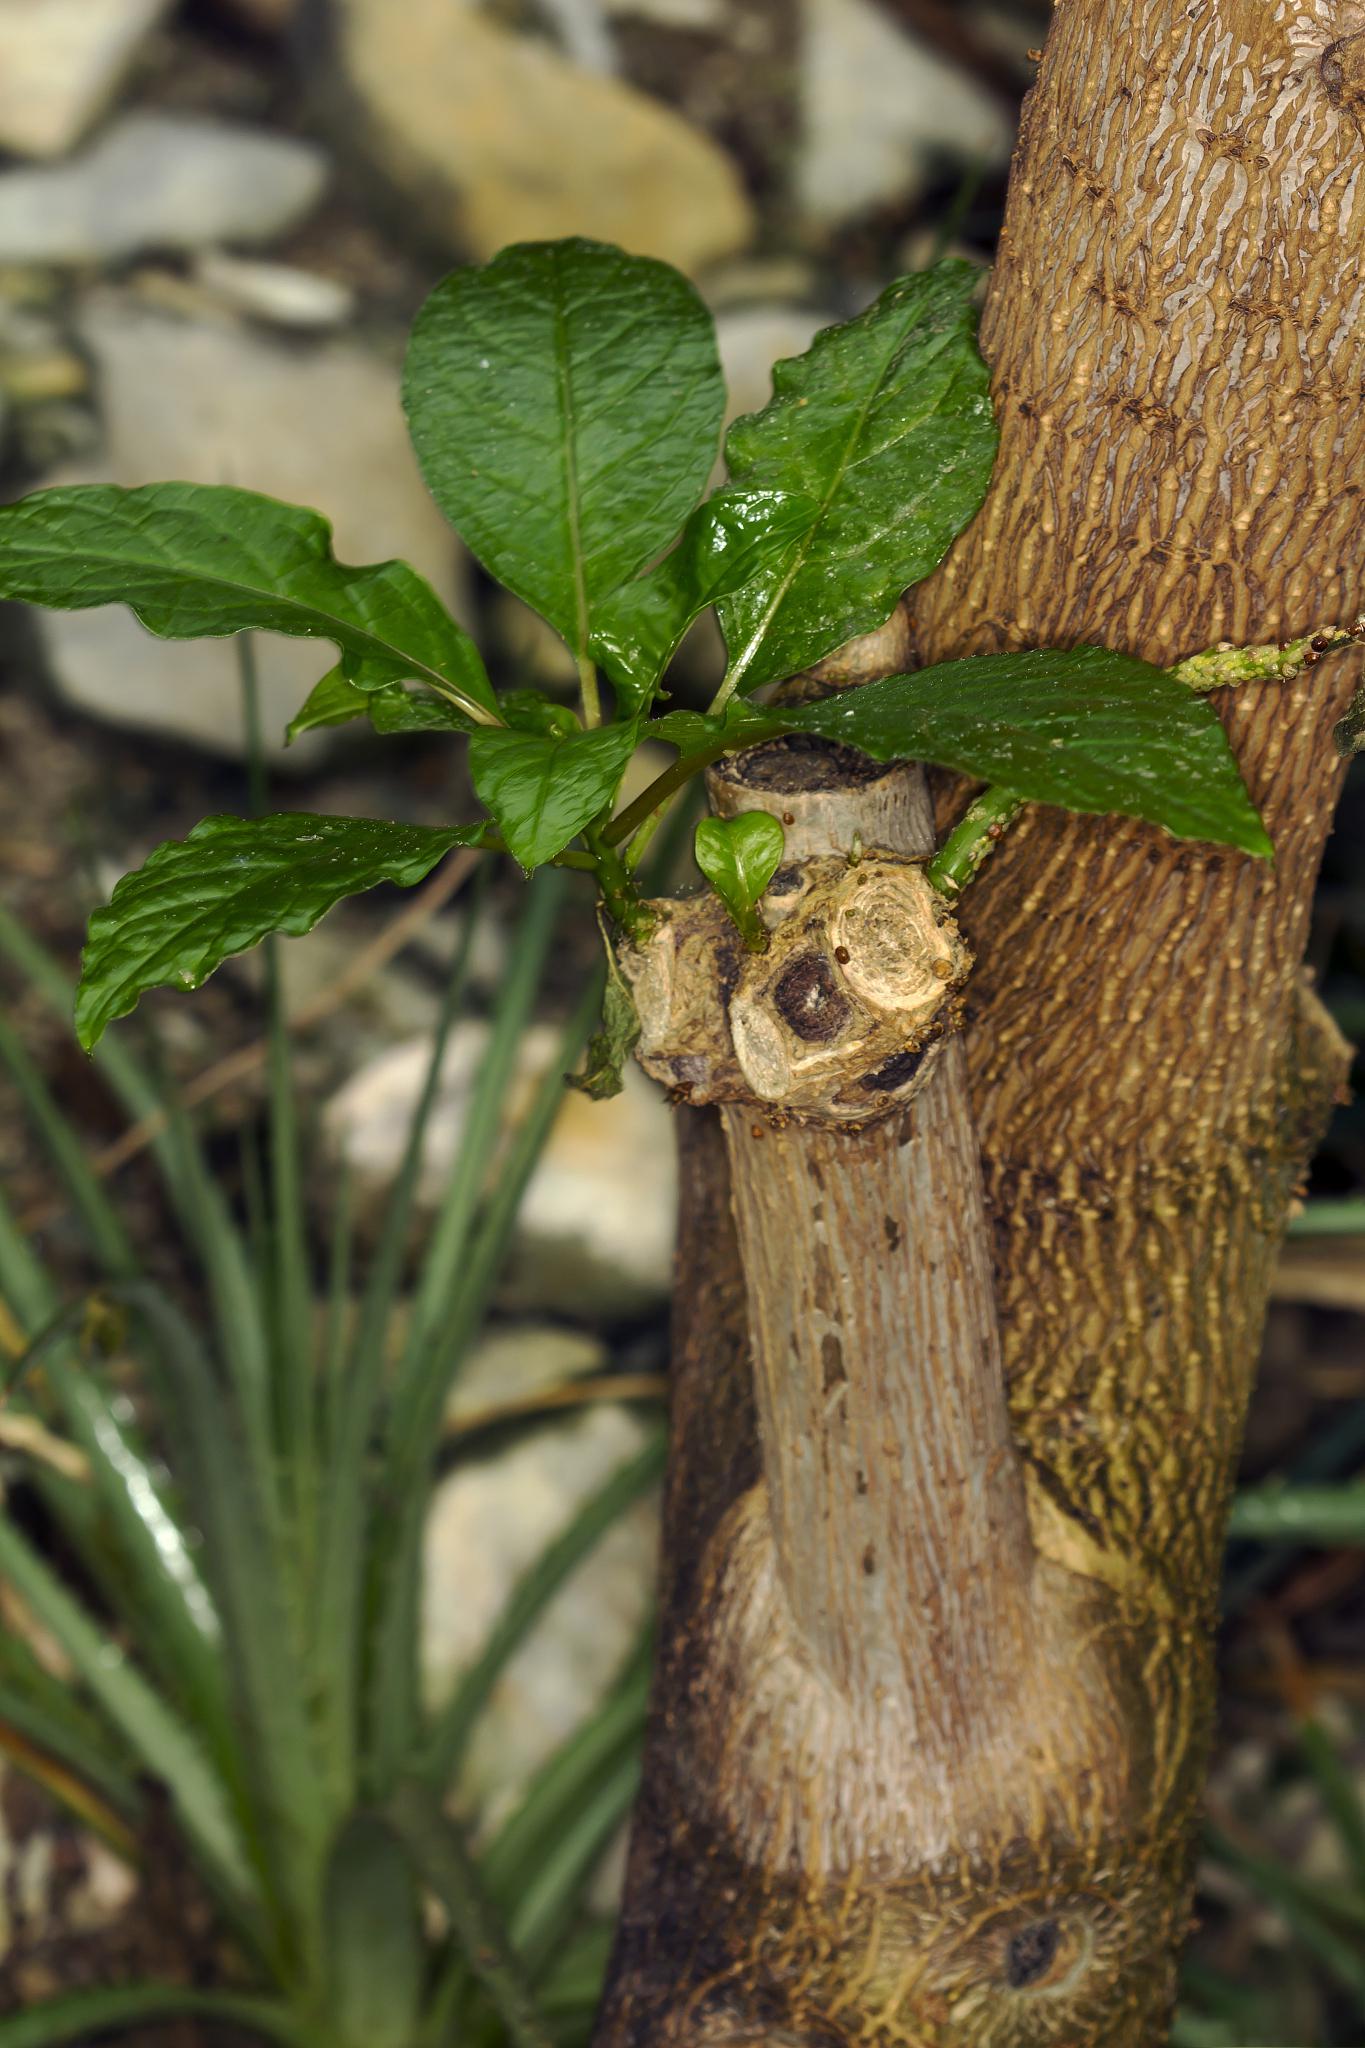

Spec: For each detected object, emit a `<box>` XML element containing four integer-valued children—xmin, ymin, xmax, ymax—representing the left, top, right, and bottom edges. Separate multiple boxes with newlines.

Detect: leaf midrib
<box><xmin>722</xmin><ymin>311</ymin><xmax>954</xmax><ymax>694</ymax></box>
<box><xmin>7</xmin><ymin>512</ymin><xmax>500</xmax><ymax>727</ymax></box>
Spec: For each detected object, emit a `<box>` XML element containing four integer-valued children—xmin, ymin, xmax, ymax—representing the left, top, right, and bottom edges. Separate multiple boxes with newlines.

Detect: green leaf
<box><xmin>646</xmin><ymin>649</ymin><xmax>1272</xmax><ymax>858</ymax></box>
<box><xmin>285</xmin><ymin>666</ymin><xmax>369</xmax><ymax>743</ymax></box>
<box><xmin>469</xmin><ymin>721</ymin><xmax>639</xmax><ymax>870</ymax></box>
<box><xmin>387</xmin><ymin>1786</ymin><xmax>555</xmax><ymax>2048</ymax></box>
<box><xmin>0</xmin><ymin>1988</ymin><xmax>299</xmax><ymax>2048</ymax></box>
<box><xmin>368</xmin><ymin>687</ymin><xmax>474</xmax><ymax>735</ymax></box>
<box><xmin>694</xmin><ymin>812</ymin><xmax>785</xmax><ymax>950</ymax></box>
<box><xmin>0</xmin><ymin>481</ymin><xmax>498</xmax><ymax>726</ymax></box>
<box><xmin>783</xmin><ymin>651</ymin><xmax>1272</xmax><ymax>855</ymax></box>
<box><xmin>76</xmin><ymin>812</ymin><xmax>488</xmax><ymax>1049</ymax></box>
<box><xmin>1335</xmin><ymin>681</ymin><xmax>1365</xmax><ymax>756</ymax></box>
<box><xmin>403</xmin><ymin>238</ymin><xmax>724</xmax><ymax>665</ymax></box>
<box><xmin>287</xmin><ymin>670</ymin><xmax>475</xmax><ymax>745</ymax></box>
<box><xmin>716</xmin><ymin>261</ymin><xmax>997</xmax><ymax>693</ymax></box>
<box><xmin>590</xmin><ymin>488</ymin><xmax>818</xmax><ymax>711</ymax></box>
<box><xmin>322</xmin><ymin>1816</ymin><xmax>425</xmax><ymax>2048</ymax></box>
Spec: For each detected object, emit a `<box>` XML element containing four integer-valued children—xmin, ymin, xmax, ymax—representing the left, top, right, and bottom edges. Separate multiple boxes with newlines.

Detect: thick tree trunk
<box><xmin>596</xmin><ymin>4</ymin><xmax>1363</xmax><ymax>2043</ymax></box>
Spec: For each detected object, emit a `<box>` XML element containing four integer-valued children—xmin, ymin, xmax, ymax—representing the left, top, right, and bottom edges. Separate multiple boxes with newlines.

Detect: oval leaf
<box><xmin>469</xmin><ymin>721</ymin><xmax>640</xmax><ymax>872</ymax></box>
<box><xmin>694</xmin><ymin>812</ymin><xmax>785</xmax><ymax>948</ymax></box>
<box><xmin>780</xmin><ymin>650</ymin><xmax>1271</xmax><ymax>855</ymax></box>
<box><xmin>0</xmin><ymin>481</ymin><xmax>497</xmax><ymax>726</ymax></box>
<box><xmin>403</xmin><ymin>238</ymin><xmax>724</xmax><ymax>664</ymax></box>
<box><xmin>717</xmin><ymin>262</ymin><xmax>997</xmax><ymax>692</ymax></box>
<box><xmin>645</xmin><ymin>649</ymin><xmax>1271</xmax><ymax>856</ymax></box>
<box><xmin>76</xmin><ymin>813</ymin><xmax>488</xmax><ymax>1049</ymax></box>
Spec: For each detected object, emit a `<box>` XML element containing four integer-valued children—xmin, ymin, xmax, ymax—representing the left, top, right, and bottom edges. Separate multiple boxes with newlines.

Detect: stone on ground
<box><xmin>0</xmin><ymin>0</ymin><xmax>170</xmax><ymax>160</ymax></box>
<box><xmin>35</xmin><ymin>295</ymin><xmax>468</xmax><ymax>760</ymax></box>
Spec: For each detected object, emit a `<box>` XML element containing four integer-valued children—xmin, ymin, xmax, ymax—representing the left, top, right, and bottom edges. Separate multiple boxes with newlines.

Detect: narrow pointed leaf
<box><xmin>403</xmin><ymin>238</ymin><xmax>724</xmax><ymax>661</ymax></box>
<box><xmin>590</xmin><ymin>488</ymin><xmax>818</xmax><ymax>710</ymax></box>
<box><xmin>717</xmin><ymin>261</ymin><xmax>996</xmax><ymax>692</ymax></box>
<box><xmin>285</xmin><ymin>666</ymin><xmax>369</xmax><ymax>742</ymax></box>
<box><xmin>469</xmin><ymin>721</ymin><xmax>639</xmax><ymax>870</ymax></box>
<box><xmin>0</xmin><ymin>481</ymin><xmax>497</xmax><ymax>724</ymax></box>
<box><xmin>0</xmin><ymin>1988</ymin><xmax>298</xmax><ymax>2048</ymax></box>
<box><xmin>76</xmin><ymin>813</ymin><xmax>489</xmax><ymax>1049</ymax></box>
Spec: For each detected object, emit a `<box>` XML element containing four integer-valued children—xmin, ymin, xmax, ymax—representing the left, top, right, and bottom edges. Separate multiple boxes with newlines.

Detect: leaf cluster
<box><xmin>0</xmin><ymin>236</ymin><xmax>1270</xmax><ymax>1067</ymax></box>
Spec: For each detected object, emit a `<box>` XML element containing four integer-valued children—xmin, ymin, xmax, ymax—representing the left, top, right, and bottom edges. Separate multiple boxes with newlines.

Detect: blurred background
<box><xmin>0</xmin><ymin>2</ymin><xmax>1361</xmax><ymax>2042</ymax></box>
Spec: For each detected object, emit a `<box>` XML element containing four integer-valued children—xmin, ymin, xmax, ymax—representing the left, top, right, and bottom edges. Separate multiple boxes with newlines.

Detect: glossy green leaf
<box><xmin>76</xmin><ymin>812</ymin><xmax>489</xmax><ymax>1049</ymax></box>
<box><xmin>368</xmin><ymin>687</ymin><xmax>473</xmax><ymax>735</ymax></box>
<box><xmin>287</xmin><ymin>669</ymin><xmax>475</xmax><ymax>743</ymax></box>
<box><xmin>469</xmin><ymin>720</ymin><xmax>639</xmax><ymax>870</ymax></box>
<box><xmin>285</xmin><ymin>666</ymin><xmax>369</xmax><ymax>743</ymax></box>
<box><xmin>590</xmin><ymin>488</ymin><xmax>818</xmax><ymax>710</ymax></box>
<box><xmin>403</xmin><ymin>238</ymin><xmax>724</xmax><ymax>664</ymax></box>
<box><xmin>785</xmin><ymin>652</ymin><xmax>1271</xmax><ymax>855</ymax></box>
<box><xmin>716</xmin><ymin>261</ymin><xmax>996</xmax><ymax>692</ymax></box>
<box><xmin>0</xmin><ymin>481</ymin><xmax>497</xmax><ymax>725</ymax></box>
<box><xmin>648</xmin><ymin>649</ymin><xmax>1271</xmax><ymax>857</ymax></box>
<box><xmin>694</xmin><ymin>812</ymin><xmax>785</xmax><ymax>949</ymax></box>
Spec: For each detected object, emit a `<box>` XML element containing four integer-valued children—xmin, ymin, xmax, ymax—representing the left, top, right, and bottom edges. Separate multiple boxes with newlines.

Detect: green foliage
<box><xmin>716</xmin><ymin>263</ymin><xmax>997</xmax><ymax>695</ymax></box>
<box><xmin>403</xmin><ymin>238</ymin><xmax>724</xmax><ymax>674</ymax></box>
<box><xmin>0</xmin><ymin>482</ymin><xmax>496</xmax><ymax>725</ymax></box>
<box><xmin>75</xmin><ymin>814</ymin><xmax>489</xmax><ymax>1050</ymax></box>
<box><xmin>693</xmin><ymin>813</ymin><xmax>786</xmax><ymax>952</ymax></box>
<box><xmin>0</xmin><ymin>233</ymin><xmax>1274</xmax><ymax>1051</ymax></box>
<box><xmin>469</xmin><ymin>721</ymin><xmax>640</xmax><ymax>870</ymax></box>
<box><xmin>589</xmin><ymin>487</ymin><xmax>817</xmax><ymax>712</ymax></box>
<box><xmin>0</xmin><ymin>892</ymin><xmax>655</xmax><ymax>2048</ymax></box>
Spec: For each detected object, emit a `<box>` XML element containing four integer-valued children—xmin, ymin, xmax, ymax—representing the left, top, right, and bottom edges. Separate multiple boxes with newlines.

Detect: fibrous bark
<box><xmin>596</xmin><ymin>5</ymin><xmax>1364</xmax><ymax>2043</ymax></box>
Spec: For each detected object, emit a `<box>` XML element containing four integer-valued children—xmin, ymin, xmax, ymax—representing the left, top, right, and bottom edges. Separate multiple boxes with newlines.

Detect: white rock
<box><xmin>716</xmin><ymin>303</ymin><xmax>831</xmax><ymax>428</ymax></box>
<box><xmin>332</xmin><ymin>0</ymin><xmax>752</xmax><ymax>273</ymax></box>
<box><xmin>193</xmin><ymin>251</ymin><xmax>356</xmax><ymax>331</ymax></box>
<box><xmin>0</xmin><ymin>113</ymin><xmax>329</xmax><ymax>267</ymax></box>
<box><xmin>424</xmin><ymin>1399</ymin><xmax>658</xmax><ymax>1823</ymax></box>
<box><xmin>37</xmin><ymin>295</ymin><xmax>469</xmax><ymax>760</ymax></box>
<box><xmin>0</xmin><ymin>0</ymin><xmax>169</xmax><ymax>160</ymax></box>
<box><xmin>325</xmin><ymin>1021</ymin><xmax>677</xmax><ymax>1315</ymax></box>
<box><xmin>796</xmin><ymin>0</ymin><xmax>1012</xmax><ymax>230</ymax></box>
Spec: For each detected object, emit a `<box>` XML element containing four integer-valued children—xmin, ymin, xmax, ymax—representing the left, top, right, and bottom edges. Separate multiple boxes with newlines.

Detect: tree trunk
<box><xmin>595</xmin><ymin>4</ymin><xmax>1364</xmax><ymax>2042</ymax></box>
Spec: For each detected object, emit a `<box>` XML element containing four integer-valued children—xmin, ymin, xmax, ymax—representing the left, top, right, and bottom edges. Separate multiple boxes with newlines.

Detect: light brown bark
<box><xmin>596</xmin><ymin>4</ymin><xmax>1363</xmax><ymax>2043</ymax></box>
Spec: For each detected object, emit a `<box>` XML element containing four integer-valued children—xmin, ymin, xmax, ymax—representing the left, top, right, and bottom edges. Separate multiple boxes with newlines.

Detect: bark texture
<box><xmin>596</xmin><ymin>4</ymin><xmax>1364</xmax><ymax>2043</ymax></box>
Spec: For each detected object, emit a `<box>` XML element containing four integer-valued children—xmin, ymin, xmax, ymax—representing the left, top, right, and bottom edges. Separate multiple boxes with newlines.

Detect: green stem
<box><xmin>577</xmin><ymin>655</ymin><xmax>603</xmax><ymax>730</ymax></box>
<box><xmin>924</xmin><ymin>787</ymin><xmax>1024</xmax><ymax>897</ymax></box>
<box><xmin>1172</xmin><ymin>618</ymin><xmax>1365</xmax><ymax>692</ymax></box>
<box><xmin>585</xmin><ymin>828</ymin><xmax>653</xmax><ymax>940</ymax></box>
<box><xmin>604</xmin><ymin>743</ymin><xmax>726</xmax><ymax>849</ymax></box>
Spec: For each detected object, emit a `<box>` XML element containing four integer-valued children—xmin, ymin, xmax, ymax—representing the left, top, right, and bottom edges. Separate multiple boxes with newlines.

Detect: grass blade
<box><xmin>0</xmin><ymin>1988</ymin><xmax>300</xmax><ymax>2048</ymax></box>
<box><xmin>1227</xmin><ymin>1482</ymin><xmax>1365</xmax><ymax>1545</ymax></box>
<box><xmin>0</xmin><ymin>1511</ymin><xmax>255</xmax><ymax>1915</ymax></box>
<box><xmin>421</xmin><ymin>1431</ymin><xmax>664</xmax><ymax>1788</ymax></box>
<box><xmin>388</xmin><ymin>1783</ymin><xmax>555</xmax><ymax>2048</ymax></box>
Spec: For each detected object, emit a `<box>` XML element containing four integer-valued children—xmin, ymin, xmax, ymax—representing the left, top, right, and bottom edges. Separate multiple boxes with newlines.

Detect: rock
<box><xmin>795</xmin><ymin>0</ymin><xmax>1013</xmax><ymax>230</ymax></box>
<box><xmin>0</xmin><ymin>114</ymin><xmax>329</xmax><ymax>268</ymax></box>
<box><xmin>328</xmin><ymin>0</ymin><xmax>753</xmax><ymax>273</ymax></box>
<box><xmin>0</xmin><ymin>0</ymin><xmax>169</xmax><ymax>160</ymax></box>
<box><xmin>324</xmin><ymin>1021</ymin><xmax>677</xmax><ymax>1316</ymax></box>
<box><xmin>715</xmin><ymin>303</ymin><xmax>832</xmax><ymax>427</ymax></box>
<box><xmin>444</xmin><ymin>1322</ymin><xmax>610</xmax><ymax>1428</ymax></box>
<box><xmin>423</xmin><ymin>1394</ymin><xmax>658</xmax><ymax>1823</ymax></box>
<box><xmin>36</xmin><ymin>294</ymin><xmax>469</xmax><ymax>760</ymax></box>
<box><xmin>193</xmin><ymin>251</ymin><xmax>355</xmax><ymax>331</ymax></box>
